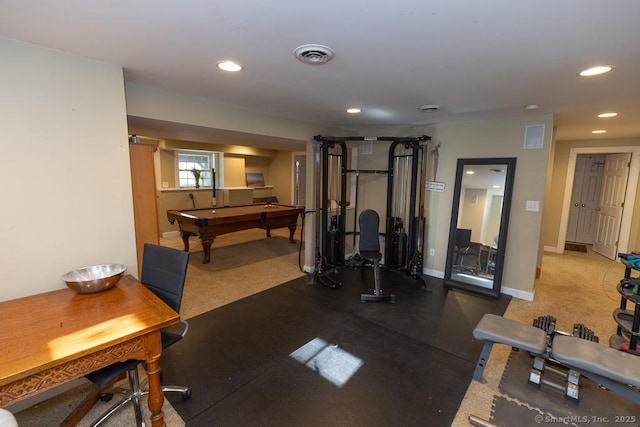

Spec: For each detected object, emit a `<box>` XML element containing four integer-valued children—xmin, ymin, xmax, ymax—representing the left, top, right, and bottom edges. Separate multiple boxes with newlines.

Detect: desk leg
<box><xmin>145</xmin><ymin>334</ymin><xmax>165</xmax><ymax>427</ymax></box>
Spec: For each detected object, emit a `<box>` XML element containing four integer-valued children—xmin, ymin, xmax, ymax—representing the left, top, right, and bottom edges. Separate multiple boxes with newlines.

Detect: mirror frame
<box><xmin>444</xmin><ymin>157</ymin><xmax>517</xmax><ymax>298</ymax></box>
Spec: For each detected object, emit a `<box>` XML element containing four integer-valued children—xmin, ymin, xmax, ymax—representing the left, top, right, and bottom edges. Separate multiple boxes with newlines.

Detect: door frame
<box><xmin>557</xmin><ymin>146</ymin><xmax>640</xmax><ymax>255</ymax></box>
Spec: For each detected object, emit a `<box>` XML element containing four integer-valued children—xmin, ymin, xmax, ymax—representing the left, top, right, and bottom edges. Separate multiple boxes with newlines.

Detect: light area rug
<box><xmin>451</xmin><ymin>247</ymin><xmax>628</xmax><ymax>426</ymax></box>
<box><xmin>163</xmin><ymin>226</ymin><xmax>307</xmax><ymax>320</ymax></box>
<box><xmin>13</xmin><ymin>226</ymin><xmax>307</xmax><ymax>426</ymax></box>
<box><xmin>14</xmin><ymin>367</ymin><xmax>184</xmax><ymax>427</ymax></box>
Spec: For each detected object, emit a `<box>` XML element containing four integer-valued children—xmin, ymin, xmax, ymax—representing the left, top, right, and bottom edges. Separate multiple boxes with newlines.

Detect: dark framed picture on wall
<box><xmin>246</xmin><ymin>172</ymin><xmax>265</xmax><ymax>187</ymax></box>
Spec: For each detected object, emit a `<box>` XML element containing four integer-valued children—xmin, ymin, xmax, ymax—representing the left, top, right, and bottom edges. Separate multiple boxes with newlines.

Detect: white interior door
<box><xmin>566</xmin><ymin>157</ymin><xmax>586</xmax><ymax>242</ymax></box>
<box><xmin>593</xmin><ymin>153</ymin><xmax>631</xmax><ymax>259</ymax></box>
<box><xmin>566</xmin><ymin>156</ymin><xmax>604</xmax><ymax>243</ymax></box>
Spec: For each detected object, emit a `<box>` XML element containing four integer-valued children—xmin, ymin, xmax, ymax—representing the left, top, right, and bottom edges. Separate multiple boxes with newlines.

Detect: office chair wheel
<box><xmin>182</xmin><ymin>389</ymin><xmax>192</xmax><ymax>399</ymax></box>
<box><xmin>99</xmin><ymin>392</ymin><xmax>114</xmax><ymax>402</ymax></box>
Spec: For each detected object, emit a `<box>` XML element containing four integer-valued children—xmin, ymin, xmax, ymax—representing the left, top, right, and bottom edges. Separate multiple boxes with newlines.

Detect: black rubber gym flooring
<box><xmin>160</xmin><ymin>268</ymin><xmax>510</xmax><ymax>426</ymax></box>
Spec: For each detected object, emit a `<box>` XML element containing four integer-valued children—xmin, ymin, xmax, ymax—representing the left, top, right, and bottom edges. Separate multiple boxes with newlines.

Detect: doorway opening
<box><xmin>558</xmin><ymin>146</ymin><xmax>640</xmax><ymax>259</ymax></box>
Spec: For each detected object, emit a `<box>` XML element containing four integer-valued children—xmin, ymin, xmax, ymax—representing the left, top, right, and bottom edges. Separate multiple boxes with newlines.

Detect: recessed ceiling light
<box><xmin>598</xmin><ymin>112</ymin><xmax>618</xmax><ymax>118</ymax></box>
<box><xmin>592</xmin><ymin>129</ymin><xmax>607</xmax><ymax>134</ymax></box>
<box><xmin>579</xmin><ymin>65</ymin><xmax>613</xmax><ymax>77</ymax></box>
<box><xmin>492</xmin><ymin>185</ymin><xmax>501</xmax><ymax>189</ymax></box>
<box><xmin>465</xmin><ymin>170</ymin><xmax>475</xmax><ymax>175</ymax></box>
<box><xmin>216</xmin><ymin>60</ymin><xmax>243</xmax><ymax>72</ymax></box>
<box><xmin>346</xmin><ymin>108</ymin><xmax>361</xmax><ymax>114</ymax></box>
<box><xmin>524</xmin><ymin>104</ymin><xmax>539</xmax><ymax>111</ymax></box>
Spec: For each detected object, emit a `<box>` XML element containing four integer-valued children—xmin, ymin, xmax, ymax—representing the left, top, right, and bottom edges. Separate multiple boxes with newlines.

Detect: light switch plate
<box><xmin>526</xmin><ymin>200</ymin><xmax>540</xmax><ymax>212</ymax></box>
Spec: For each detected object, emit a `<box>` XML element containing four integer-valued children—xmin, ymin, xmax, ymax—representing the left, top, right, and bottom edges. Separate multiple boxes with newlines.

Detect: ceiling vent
<box><xmin>294</xmin><ymin>44</ymin><xmax>335</xmax><ymax>65</ymax></box>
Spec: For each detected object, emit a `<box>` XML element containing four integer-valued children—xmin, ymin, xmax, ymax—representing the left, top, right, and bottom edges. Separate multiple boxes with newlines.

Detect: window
<box><xmin>177</xmin><ymin>152</ymin><xmax>215</xmax><ymax>188</ymax></box>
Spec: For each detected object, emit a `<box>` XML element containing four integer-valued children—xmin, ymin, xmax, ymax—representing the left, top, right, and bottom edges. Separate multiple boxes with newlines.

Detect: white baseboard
<box><xmin>501</xmin><ymin>285</ymin><xmax>534</xmax><ymax>301</ymax></box>
<box><xmin>298</xmin><ymin>265</ymin><xmax>533</xmax><ymax>301</ymax></box>
<box><xmin>544</xmin><ymin>245</ymin><xmax>562</xmax><ymax>253</ymax></box>
<box><xmin>423</xmin><ymin>268</ymin><xmax>533</xmax><ymax>301</ymax></box>
<box><xmin>424</xmin><ymin>268</ymin><xmax>444</xmax><ymax>279</ymax></box>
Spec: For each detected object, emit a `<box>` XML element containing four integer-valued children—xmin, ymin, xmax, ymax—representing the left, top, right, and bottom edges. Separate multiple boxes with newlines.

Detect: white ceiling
<box><xmin>462</xmin><ymin>164</ymin><xmax>508</xmax><ymax>194</ymax></box>
<box><xmin>2</xmin><ymin>1</ymin><xmax>640</xmax><ymax>147</ymax></box>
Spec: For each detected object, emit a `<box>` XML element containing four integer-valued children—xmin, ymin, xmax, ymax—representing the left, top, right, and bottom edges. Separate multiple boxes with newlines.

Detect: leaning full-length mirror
<box><xmin>444</xmin><ymin>158</ymin><xmax>516</xmax><ymax>298</ymax></box>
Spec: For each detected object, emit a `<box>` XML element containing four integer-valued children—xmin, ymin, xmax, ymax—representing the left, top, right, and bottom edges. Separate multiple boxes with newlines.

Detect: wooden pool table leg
<box><xmin>288</xmin><ymin>224</ymin><xmax>297</xmax><ymax>243</ymax></box>
<box><xmin>200</xmin><ymin>237</ymin><xmax>213</xmax><ymax>263</ymax></box>
<box><xmin>181</xmin><ymin>231</ymin><xmax>213</xmax><ymax>263</ymax></box>
<box><xmin>180</xmin><ymin>232</ymin><xmax>191</xmax><ymax>252</ymax></box>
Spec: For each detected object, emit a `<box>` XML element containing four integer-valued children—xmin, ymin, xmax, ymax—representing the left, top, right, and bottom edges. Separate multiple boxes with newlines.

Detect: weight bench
<box><xmin>552</xmin><ymin>334</ymin><xmax>640</xmax><ymax>405</ymax></box>
<box><xmin>472</xmin><ymin>313</ymin><xmax>640</xmax><ymax>405</ymax></box>
<box><xmin>472</xmin><ymin>314</ymin><xmax>547</xmax><ymax>383</ymax></box>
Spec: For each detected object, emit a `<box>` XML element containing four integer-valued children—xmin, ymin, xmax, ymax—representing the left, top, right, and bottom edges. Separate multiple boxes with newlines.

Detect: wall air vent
<box><xmin>294</xmin><ymin>44</ymin><xmax>335</xmax><ymax>65</ymax></box>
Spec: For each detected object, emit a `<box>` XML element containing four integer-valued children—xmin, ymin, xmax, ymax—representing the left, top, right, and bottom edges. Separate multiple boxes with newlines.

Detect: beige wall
<box><xmin>245</xmin><ymin>156</ymin><xmax>270</xmax><ymax>186</ymax></box>
<box><xmin>159</xmin><ymin>149</ymin><xmax>177</xmax><ymax>188</ymax></box>
<box><xmin>416</xmin><ymin>115</ymin><xmax>554</xmax><ymax>298</ymax></box>
<box><xmin>269</xmin><ymin>150</ymin><xmax>295</xmax><ymax>205</ymax></box>
<box><xmin>459</xmin><ymin>188</ymin><xmax>487</xmax><ymax>243</ymax></box>
<box><xmin>0</xmin><ymin>37</ymin><xmax>136</xmax><ymax>301</ymax></box>
<box><xmin>224</xmin><ymin>155</ymin><xmax>246</xmax><ymax>187</ymax></box>
<box><xmin>300</xmin><ymin>119</ymin><xmax>554</xmax><ymax>299</ymax></box>
<box><xmin>542</xmin><ymin>137</ymin><xmax>640</xmax><ymax>252</ymax></box>
<box><xmin>154</xmin><ymin>140</ymin><xmax>296</xmax><ymax>235</ymax></box>
<box><xmin>125</xmin><ymin>82</ymin><xmax>350</xmax><ymax>145</ymax></box>
<box><xmin>2</xmin><ymin>37</ymin><xmax>560</xmax><ymax>301</ymax></box>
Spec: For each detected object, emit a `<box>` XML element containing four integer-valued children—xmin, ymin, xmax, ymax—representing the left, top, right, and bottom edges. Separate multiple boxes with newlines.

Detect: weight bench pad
<box><xmin>473</xmin><ymin>314</ymin><xmax>547</xmax><ymax>354</ymax></box>
<box><xmin>552</xmin><ymin>335</ymin><xmax>640</xmax><ymax>388</ymax></box>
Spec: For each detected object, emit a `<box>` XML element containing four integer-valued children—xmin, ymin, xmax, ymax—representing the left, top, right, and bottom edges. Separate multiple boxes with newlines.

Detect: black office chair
<box><xmin>453</xmin><ymin>228</ymin><xmax>478</xmax><ymax>275</ymax></box>
<box><xmin>63</xmin><ymin>243</ymin><xmax>192</xmax><ymax>427</ymax></box>
<box><xmin>486</xmin><ymin>234</ymin><xmax>499</xmax><ymax>274</ymax></box>
<box><xmin>359</xmin><ymin>209</ymin><xmax>395</xmax><ymax>303</ymax></box>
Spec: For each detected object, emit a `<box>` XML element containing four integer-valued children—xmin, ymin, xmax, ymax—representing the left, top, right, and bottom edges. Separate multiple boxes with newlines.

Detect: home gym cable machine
<box><xmin>386</xmin><ymin>136</ymin><xmax>431</xmax><ymax>288</ymax></box>
<box><xmin>311</xmin><ymin>134</ymin><xmax>431</xmax><ymax>289</ymax></box>
<box><xmin>312</xmin><ymin>136</ymin><xmax>347</xmax><ymax>288</ymax></box>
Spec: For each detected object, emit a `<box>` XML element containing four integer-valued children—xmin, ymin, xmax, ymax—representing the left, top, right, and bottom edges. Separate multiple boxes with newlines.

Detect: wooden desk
<box><xmin>0</xmin><ymin>275</ymin><xmax>179</xmax><ymax>426</ymax></box>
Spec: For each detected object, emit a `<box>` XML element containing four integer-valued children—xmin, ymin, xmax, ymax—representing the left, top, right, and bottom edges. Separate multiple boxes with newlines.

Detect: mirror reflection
<box><xmin>450</xmin><ymin>164</ymin><xmax>505</xmax><ymax>288</ymax></box>
<box><xmin>445</xmin><ymin>158</ymin><xmax>516</xmax><ymax>297</ymax></box>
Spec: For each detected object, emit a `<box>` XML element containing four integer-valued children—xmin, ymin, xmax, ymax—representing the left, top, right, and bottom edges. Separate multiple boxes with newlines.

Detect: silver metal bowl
<box><xmin>61</xmin><ymin>264</ymin><xmax>126</xmax><ymax>294</ymax></box>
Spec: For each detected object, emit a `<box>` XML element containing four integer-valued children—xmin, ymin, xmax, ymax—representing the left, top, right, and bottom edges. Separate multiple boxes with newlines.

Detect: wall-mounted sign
<box><xmin>426</xmin><ymin>181</ymin><xmax>445</xmax><ymax>193</ymax></box>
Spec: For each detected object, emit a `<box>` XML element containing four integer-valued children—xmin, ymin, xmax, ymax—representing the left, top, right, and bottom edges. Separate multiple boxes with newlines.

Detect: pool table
<box><xmin>167</xmin><ymin>203</ymin><xmax>304</xmax><ymax>263</ymax></box>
